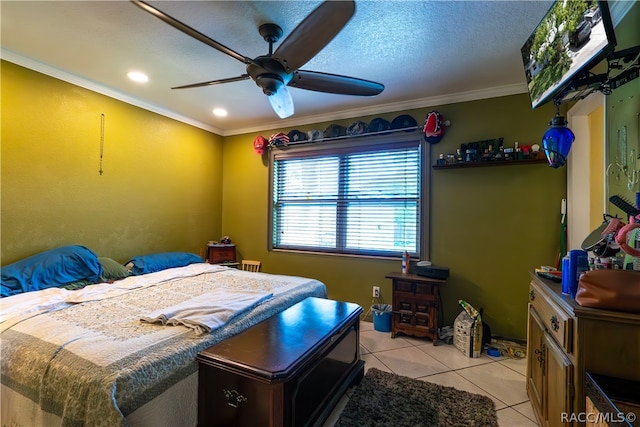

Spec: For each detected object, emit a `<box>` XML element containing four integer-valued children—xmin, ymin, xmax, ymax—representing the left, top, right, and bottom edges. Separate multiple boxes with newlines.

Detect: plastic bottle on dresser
<box><xmin>565</xmin><ymin>249</ymin><xmax>588</xmax><ymax>297</ymax></box>
<box><xmin>402</xmin><ymin>251</ymin><xmax>409</xmax><ymax>274</ymax></box>
<box><xmin>561</xmin><ymin>255</ymin><xmax>571</xmax><ymax>295</ymax></box>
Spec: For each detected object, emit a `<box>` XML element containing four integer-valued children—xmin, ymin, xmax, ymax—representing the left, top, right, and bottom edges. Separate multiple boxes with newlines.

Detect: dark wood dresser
<box><xmin>386</xmin><ymin>272</ymin><xmax>446</xmax><ymax>344</ymax></box>
<box><xmin>206</xmin><ymin>244</ymin><xmax>236</xmax><ymax>264</ymax></box>
<box><xmin>197</xmin><ymin>297</ymin><xmax>364</xmax><ymax>427</ymax></box>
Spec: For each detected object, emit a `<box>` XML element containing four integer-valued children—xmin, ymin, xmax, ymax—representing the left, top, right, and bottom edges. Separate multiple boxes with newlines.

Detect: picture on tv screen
<box><xmin>521</xmin><ymin>0</ymin><xmax>616</xmax><ymax>109</ymax></box>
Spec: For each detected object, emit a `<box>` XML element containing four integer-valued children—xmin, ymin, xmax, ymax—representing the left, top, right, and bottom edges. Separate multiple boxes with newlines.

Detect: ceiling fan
<box><xmin>131</xmin><ymin>0</ymin><xmax>384</xmax><ymax>118</ymax></box>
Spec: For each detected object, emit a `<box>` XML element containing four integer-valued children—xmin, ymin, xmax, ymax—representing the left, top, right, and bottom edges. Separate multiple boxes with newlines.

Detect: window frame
<box><xmin>267</xmin><ymin>131</ymin><xmax>430</xmax><ymax>260</ymax></box>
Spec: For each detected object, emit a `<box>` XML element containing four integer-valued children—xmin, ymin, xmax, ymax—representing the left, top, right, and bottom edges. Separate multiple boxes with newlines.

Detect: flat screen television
<box><xmin>521</xmin><ymin>0</ymin><xmax>617</xmax><ymax>109</ymax></box>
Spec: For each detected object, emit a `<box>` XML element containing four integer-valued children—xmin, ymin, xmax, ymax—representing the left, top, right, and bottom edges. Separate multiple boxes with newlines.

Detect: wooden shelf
<box><xmin>271</xmin><ymin>126</ymin><xmax>422</xmax><ymax>149</ymax></box>
<box><xmin>432</xmin><ymin>158</ymin><xmax>548</xmax><ymax>169</ymax></box>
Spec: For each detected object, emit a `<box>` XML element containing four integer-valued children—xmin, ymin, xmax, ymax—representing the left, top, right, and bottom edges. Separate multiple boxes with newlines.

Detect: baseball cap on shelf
<box><xmin>287</xmin><ymin>129</ymin><xmax>307</xmax><ymax>143</ymax></box>
<box><xmin>368</xmin><ymin>117</ymin><xmax>391</xmax><ymax>133</ymax></box>
<box><xmin>390</xmin><ymin>114</ymin><xmax>418</xmax><ymax>131</ymax></box>
<box><xmin>307</xmin><ymin>129</ymin><xmax>323</xmax><ymax>141</ymax></box>
<box><xmin>346</xmin><ymin>121</ymin><xmax>369</xmax><ymax>136</ymax></box>
<box><xmin>268</xmin><ymin>132</ymin><xmax>289</xmax><ymax>148</ymax></box>
<box><xmin>323</xmin><ymin>124</ymin><xmax>347</xmax><ymax>139</ymax></box>
<box><xmin>253</xmin><ymin>135</ymin><xmax>267</xmax><ymax>154</ymax></box>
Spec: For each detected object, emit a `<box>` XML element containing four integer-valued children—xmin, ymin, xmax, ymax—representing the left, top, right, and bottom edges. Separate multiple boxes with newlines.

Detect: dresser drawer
<box><xmin>394</xmin><ymin>280</ymin><xmax>437</xmax><ymax>297</ymax></box>
<box><xmin>394</xmin><ymin>280</ymin><xmax>414</xmax><ymax>293</ymax></box>
<box><xmin>415</xmin><ymin>282</ymin><xmax>437</xmax><ymax>296</ymax></box>
<box><xmin>529</xmin><ymin>280</ymin><xmax>573</xmax><ymax>353</ymax></box>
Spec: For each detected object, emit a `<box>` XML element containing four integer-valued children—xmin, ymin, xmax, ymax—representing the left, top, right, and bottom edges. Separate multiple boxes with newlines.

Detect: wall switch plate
<box><xmin>372</xmin><ymin>286</ymin><xmax>380</xmax><ymax>298</ymax></box>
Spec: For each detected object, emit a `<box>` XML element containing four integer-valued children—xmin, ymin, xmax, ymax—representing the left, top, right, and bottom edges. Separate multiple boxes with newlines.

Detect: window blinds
<box><xmin>272</xmin><ymin>141</ymin><xmax>420</xmax><ymax>257</ymax></box>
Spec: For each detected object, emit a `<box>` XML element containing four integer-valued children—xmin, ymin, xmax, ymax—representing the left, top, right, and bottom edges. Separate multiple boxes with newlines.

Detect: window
<box><xmin>269</xmin><ymin>137</ymin><xmax>423</xmax><ymax>258</ymax></box>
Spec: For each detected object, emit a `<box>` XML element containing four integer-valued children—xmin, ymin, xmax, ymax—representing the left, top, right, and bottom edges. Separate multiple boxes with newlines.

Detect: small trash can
<box><xmin>372</xmin><ymin>303</ymin><xmax>392</xmax><ymax>332</ymax></box>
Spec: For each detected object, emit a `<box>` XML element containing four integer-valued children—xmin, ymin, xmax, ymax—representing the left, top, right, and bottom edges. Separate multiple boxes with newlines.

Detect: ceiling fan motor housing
<box><xmin>246</xmin><ymin>56</ymin><xmax>293</xmax><ymax>95</ymax></box>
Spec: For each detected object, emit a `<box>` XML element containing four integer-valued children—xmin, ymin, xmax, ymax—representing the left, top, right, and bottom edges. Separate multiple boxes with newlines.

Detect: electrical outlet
<box><xmin>372</xmin><ymin>286</ymin><xmax>380</xmax><ymax>298</ymax></box>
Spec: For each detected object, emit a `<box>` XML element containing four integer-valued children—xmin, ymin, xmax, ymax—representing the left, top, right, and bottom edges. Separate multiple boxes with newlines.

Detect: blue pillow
<box><xmin>125</xmin><ymin>252</ymin><xmax>203</xmax><ymax>275</ymax></box>
<box><xmin>1</xmin><ymin>245</ymin><xmax>102</xmax><ymax>297</ymax></box>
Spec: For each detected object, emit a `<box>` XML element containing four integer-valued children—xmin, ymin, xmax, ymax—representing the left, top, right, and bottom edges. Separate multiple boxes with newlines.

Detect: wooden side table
<box><xmin>207</xmin><ymin>243</ymin><xmax>236</xmax><ymax>265</ymax></box>
<box><xmin>385</xmin><ymin>272</ymin><xmax>446</xmax><ymax>345</ymax></box>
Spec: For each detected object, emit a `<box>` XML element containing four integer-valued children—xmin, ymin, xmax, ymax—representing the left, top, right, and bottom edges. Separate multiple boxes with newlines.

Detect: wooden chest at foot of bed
<box><xmin>197</xmin><ymin>297</ymin><xmax>364</xmax><ymax>427</ymax></box>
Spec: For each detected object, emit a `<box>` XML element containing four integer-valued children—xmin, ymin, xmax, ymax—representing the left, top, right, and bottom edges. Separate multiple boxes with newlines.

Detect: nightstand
<box><xmin>207</xmin><ymin>244</ymin><xmax>236</xmax><ymax>265</ymax></box>
<box><xmin>386</xmin><ymin>272</ymin><xmax>446</xmax><ymax>345</ymax></box>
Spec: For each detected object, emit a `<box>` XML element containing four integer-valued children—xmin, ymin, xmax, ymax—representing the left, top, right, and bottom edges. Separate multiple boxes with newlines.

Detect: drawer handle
<box><xmin>535</xmin><ymin>345</ymin><xmax>545</xmax><ymax>368</ymax></box>
<box><xmin>223</xmin><ymin>389</ymin><xmax>247</xmax><ymax>408</ymax></box>
<box><xmin>550</xmin><ymin>315</ymin><xmax>559</xmax><ymax>332</ymax></box>
<box><xmin>529</xmin><ymin>290</ymin><xmax>535</xmax><ymax>301</ymax></box>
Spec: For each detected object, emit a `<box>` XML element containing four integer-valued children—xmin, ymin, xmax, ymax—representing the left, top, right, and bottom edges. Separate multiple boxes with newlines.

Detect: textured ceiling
<box><xmin>2</xmin><ymin>0</ymin><xmax>556</xmax><ymax>135</ymax></box>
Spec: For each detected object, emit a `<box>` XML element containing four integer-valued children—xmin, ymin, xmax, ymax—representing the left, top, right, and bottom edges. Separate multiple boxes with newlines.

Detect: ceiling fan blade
<box><xmin>268</xmin><ymin>86</ymin><xmax>294</xmax><ymax>118</ymax></box>
<box><xmin>273</xmin><ymin>0</ymin><xmax>355</xmax><ymax>72</ymax></box>
<box><xmin>131</xmin><ymin>0</ymin><xmax>253</xmax><ymax>65</ymax></box>
<box><xmin>290</xmin><ymin>70</ymin><xmax>384</xmax><ymax>96</ymax></box>
<box><xmin>172</xmin><ymin>75</ymin><xmax>251</xmax><ymax>90</ymax></box>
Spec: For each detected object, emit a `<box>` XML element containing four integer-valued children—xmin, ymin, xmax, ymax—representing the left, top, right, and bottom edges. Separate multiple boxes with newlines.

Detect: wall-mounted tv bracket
<box><xmin>554</xmin><ymin>45</ymin><xmax>640</xmax><ymax>104</ymax></box>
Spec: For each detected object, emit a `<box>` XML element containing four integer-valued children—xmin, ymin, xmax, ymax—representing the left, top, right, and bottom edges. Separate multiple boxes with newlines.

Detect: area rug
<box><xmin>336</xmin><ymin>368</ymin><xmax>498</xmax><ymax>427</ymax></box>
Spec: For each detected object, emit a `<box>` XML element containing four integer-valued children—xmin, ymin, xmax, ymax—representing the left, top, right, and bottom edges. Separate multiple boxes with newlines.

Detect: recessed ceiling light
<box><xmin>127</xmin><ymin>71</ymin><xmax>149</xmax><ymax>83</ymax></box>
<box><xmin>213</xmin><ymin>108</ymin><xmax>228</xmax><ymax>117</ymax></box>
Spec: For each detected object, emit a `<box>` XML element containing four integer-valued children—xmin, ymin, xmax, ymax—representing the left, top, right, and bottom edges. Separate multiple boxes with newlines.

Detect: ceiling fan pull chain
<box><xmin>99</xmin><ymin>113</ymin><xmax>105</xmax><ymax>175</ymax></box>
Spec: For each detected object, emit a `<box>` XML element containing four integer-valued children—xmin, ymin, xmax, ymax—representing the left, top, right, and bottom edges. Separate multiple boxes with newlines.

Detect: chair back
<box><xmin>241</xmin><ymin>260</ymin><xmax>261</xmax><ymax>272</ymax></box>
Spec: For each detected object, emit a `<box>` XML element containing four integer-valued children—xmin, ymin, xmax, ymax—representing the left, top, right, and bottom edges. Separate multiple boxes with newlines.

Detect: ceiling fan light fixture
<box><xmin>268</xmin><ymin>85</ymin><xmax>294</xmax><ymax>119</ymax></box>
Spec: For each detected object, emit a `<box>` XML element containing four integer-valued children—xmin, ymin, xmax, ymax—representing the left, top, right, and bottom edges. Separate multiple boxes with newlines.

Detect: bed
<box><xmin>0</xmin><ymin>247</ymin><xmax>327</xmax><ymax>427</ymax></box>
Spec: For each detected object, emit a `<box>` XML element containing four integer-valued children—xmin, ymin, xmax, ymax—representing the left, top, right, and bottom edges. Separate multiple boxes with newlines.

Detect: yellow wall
<box><xmin>222</xmin><ymin>94</ymin><xmax>565</xmax><ymax>339</ymax></box>
<box><xmin>1</xmin><ymin>61</ymin><xmax>224</xmax><ymax>264</ymax></box>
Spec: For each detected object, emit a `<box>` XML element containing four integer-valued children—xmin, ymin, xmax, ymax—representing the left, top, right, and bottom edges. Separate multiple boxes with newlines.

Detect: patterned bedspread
<box><xmin>0</xmin><ymin>264</ymin><xmax>327</xmax><ymax>427</ymax></box>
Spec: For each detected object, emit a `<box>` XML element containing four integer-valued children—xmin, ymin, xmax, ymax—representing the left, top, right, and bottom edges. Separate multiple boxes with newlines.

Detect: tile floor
<box><xmin>323</xmin><ymin>320</ymin><xmax>538</xmax><ymax>427</ymax></box>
